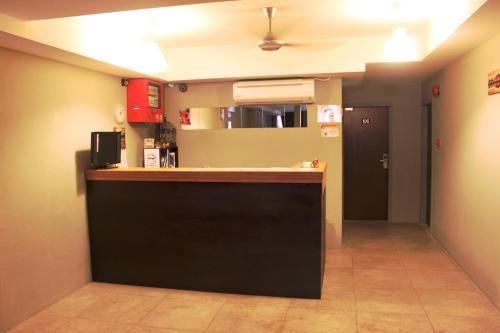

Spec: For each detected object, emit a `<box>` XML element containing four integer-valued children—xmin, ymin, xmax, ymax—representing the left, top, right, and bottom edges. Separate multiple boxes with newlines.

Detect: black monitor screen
<box><xmin>90</xmin><ymin>132</ymin><xmax>121</xmax><ymax>168</ymax></box>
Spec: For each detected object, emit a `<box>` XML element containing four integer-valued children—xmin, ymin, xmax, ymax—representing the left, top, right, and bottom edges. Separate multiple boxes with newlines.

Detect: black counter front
<box><xmin>86</xmin><ymin>165</ymin><xmax>326</xmax><ymax>299</ymax></box>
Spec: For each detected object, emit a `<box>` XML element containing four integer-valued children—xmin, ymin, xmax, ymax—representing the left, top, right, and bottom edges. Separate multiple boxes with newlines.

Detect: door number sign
<box><xmin>362</xmin><ymin>118</ymin><xmax>371</xmax><ymax>125</ymax></box>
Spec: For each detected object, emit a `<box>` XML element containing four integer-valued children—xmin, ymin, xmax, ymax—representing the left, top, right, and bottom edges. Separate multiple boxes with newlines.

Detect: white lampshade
<box><xmin>384</xmin><ymin>26</ymin><xmax>417</xmax><ymax>62</ymax></box>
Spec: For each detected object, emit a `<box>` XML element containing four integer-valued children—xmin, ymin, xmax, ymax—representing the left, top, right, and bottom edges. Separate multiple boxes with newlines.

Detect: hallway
<box><xmin>8</xmin><ymin>223</ymin><xmax>500</xmax><ymax>333</ymax></box>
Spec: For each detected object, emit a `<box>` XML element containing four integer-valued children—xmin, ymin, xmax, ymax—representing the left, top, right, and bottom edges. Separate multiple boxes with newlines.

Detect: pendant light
<box><xmin>383</xmin><ymin>0</ymin><xmax>417</xmax><ymax>62</ymax></box>
<box><xmin>384</xmin><ymin>26</ymin><xmax>417</xmax><ymax>62</ymax></box>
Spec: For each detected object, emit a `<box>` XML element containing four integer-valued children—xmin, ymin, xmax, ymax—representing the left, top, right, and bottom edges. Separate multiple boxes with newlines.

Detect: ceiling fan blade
<box><xmin>284</xmin><ymin>40</ymin><xmax>347</xmax><ymax>52</ymax></box>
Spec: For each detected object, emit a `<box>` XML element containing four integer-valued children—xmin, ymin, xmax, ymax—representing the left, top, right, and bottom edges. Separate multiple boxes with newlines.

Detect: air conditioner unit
<box><xmin>233</xmin><ymin>79</ymin><xmax>315</xmax><ymax>105</ymax></box>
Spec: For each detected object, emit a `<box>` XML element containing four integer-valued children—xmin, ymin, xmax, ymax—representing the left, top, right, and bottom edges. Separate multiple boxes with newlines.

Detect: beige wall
<box><xmin>343</xmin><ymin>81</ymin><xmax>422</xmax><ymax>223</ymax></box>
<box><xmin>165</xmin><ymin>80</ymin><xmax>343</xmax><ymax>247</ymax></box>
<box><xmin>0</xmin><ymin>47</ymin><xmax>149</xmax><ymax>332</ymax></box>
<box><xmin>422</xmin><ymin>32</ymin><xmax>500</xmax><ymax>308</ymax></box>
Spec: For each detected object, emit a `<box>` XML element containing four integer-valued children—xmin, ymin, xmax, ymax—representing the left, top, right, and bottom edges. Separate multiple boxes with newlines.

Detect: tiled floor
<box><xmin>8</xmin><ymin>222</ymin><xmax>500</xmax><ymax>333</ymax></box>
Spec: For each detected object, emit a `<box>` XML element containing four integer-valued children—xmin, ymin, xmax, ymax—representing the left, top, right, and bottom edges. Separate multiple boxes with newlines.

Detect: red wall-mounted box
<box><xmin>127</xmin><ymin>79</ymin><xmax>164</xmax><ymax>123</ymax></box>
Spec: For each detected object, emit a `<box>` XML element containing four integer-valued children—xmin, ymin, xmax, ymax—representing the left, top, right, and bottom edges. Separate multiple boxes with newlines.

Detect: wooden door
<box><xmin>343</xmin><ymin>107</ymin><xmax>389</xmax><ymax>220</ymax></box>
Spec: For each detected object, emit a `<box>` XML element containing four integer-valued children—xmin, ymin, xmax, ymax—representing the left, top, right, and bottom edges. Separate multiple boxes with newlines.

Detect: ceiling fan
<box><xmin>257</xmin><ymin>7</ymin><xmax>285</xmax><ymax>51</ymax></box>
<box><xmin>256</xmin><ymin>6</ymin><xmax>345</xmax><ymax>52</ymax></box>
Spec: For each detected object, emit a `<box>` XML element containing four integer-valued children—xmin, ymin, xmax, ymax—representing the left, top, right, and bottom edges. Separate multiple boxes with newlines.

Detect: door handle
<box><xmin>379</xmin><ymin>153</ymin><xmax>388</xmax><ymax>169</ymax></box>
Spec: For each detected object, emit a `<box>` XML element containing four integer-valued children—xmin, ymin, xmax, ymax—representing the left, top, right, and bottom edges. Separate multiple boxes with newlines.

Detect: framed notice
<box><xmin>488</xmin><ymin>69</ymin><xmax>500</xmax><ymax>95</ymax></box>
<box><xmin>320</xmin><ymin>124</ymin><xmax>339</xmax><ymax>138</ymax></box>
<box><xmin>317</xmin><ymin>105</ymin><xmax>343</xmax><ymax>123</ymax></box>
<box><xmin>144</xmin><ymin>148</ymin><xmax>160</xmax><ymax>168</ymax></box>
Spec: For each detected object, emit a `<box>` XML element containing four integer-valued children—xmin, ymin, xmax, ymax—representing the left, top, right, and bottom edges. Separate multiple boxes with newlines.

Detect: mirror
<box><xmin>179</xmin><ymin>104</ymin><xmax>308</xmax><ymax>130</ymax></box>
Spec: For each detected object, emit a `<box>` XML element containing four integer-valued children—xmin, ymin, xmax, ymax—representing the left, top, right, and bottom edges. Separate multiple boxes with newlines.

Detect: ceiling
<box><xmin>28</xmin><ymin>0</ymin><xmax>431</xmax><ymax>48</ymax></box>
<box><xmin>0</xmin><ymin>0</ymin><xmax>236</xmax><ymax>20</ymax></box>
<box><xmin>0</xmin><ymin>0</ymin><xmax>498</xmax><ymax>82</ymax></box>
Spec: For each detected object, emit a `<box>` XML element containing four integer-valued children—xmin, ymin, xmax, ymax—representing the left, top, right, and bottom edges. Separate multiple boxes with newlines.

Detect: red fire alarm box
<box><xmin>127</xmin><ymin>79</ymin><xmax>164</xmax><ymax>123</ymax></box>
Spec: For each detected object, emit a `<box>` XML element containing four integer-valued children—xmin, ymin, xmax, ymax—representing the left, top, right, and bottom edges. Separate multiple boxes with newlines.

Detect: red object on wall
<box><xmin>179</xmin><ymin>109</ymin><xmax>191</xmax><ymax>125</ymax></box>
<box><xmin>435</xmin><ymin>138</ymin><xmax>442</xmax><ymax>148</ymax></box>
<box><xmin>432</xmin><ymin>84</ymin><xmax>440</xmax><ymax>97</ymax></box>
<box><xmin>127</xmin><ymin>79</ymin><xmax>164</xmax><ymax>123</ymax></box>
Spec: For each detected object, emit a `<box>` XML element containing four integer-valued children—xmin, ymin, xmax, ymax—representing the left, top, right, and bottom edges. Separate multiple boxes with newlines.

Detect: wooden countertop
<box><xmin>86</xmin><ymin>162</ymin><xmax>326</xmax><ymax>184</ymax></box>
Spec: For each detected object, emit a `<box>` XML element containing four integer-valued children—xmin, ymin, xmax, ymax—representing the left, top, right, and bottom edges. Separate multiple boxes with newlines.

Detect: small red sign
<box><xmin>432</xmin><ymin>84</ymin><xmax>440</xmax><ymax>97</ymax></box>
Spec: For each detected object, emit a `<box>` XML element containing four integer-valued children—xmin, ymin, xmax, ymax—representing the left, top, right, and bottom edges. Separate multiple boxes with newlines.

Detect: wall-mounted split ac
<box><xmin>233</xmin><ymin>79</ymin><xmax>315</xmax><ymax>105</ymax></box>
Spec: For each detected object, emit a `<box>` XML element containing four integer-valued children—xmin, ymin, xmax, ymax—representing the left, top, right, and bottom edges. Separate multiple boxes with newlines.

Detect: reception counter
<box><xmin>86</xmin><ymin>163</ymin><xmax>326</xmax><ymax>299</ymax></box>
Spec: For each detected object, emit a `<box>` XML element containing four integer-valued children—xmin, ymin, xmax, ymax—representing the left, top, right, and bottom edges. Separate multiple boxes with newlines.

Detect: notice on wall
<box><xmin>179</xmin><ymin>108</ymin><xmax>191</xmax><ymax>125</ymax></box>
<box><xmin>488</xmin><ymin>69</ymin><xmax>500</xmax><ymax>95</ymax></box>
<box><xmin>317</xmin><ymin>105</ymin><xmax>343</xmax><ymax>123</ymax></box>
<box><xmin>320</xmin><ymin>124</ymin><xmax>339</xmax><ymax>138</ymax></box>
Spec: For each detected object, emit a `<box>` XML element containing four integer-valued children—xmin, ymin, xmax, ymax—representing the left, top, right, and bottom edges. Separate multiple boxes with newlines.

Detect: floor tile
<box><xmin>76</xmin><ymin>293</ymin><xmax>161</xmax><ymax>324</ymax></box>
<box><xmin>350</xmin><ymin>245</ymin><xmax>396</xmax><ymax>254</ymax></box>
<box><xmin>55</xmin><ymin>318</ymin><xmax>132</xmax><ymax>333</ymax></box>
<box><xmin>9</xmin><ymin>223</ymin><xmax>500</xmax><ymax>333</ymax></box>
<box><xmin>327</xmin><ymin>247</ymin><xmax>352</xmax><ymax>255</ymax></box>
<box><xmin>407</xmin><ymin>269</ymin><xmax>477</xmax><ymax>291</ymax></box>
<box><xmin>81</xmin><ymin>282</ymin><xmax>170</xmax><ymax>299</ymax></box>
<box><xmin>344</xmin><ymin>222</ymin><xmax>391</xmax><ymax>233</ymax></box>
<box><xmin>224</xmin><ymin>294</ymin><xmax>291</xmax><ymax>308</ymax></box>
<box><xmin>161</xmin><ymin>289</ymin><xmax>228</xmax><ymax>304</ymax></box>
<box><xmin>428</xmin><ymin>314</ymin><xmax>500</xmax><ymax>333</ymax></box>
<box><xmin>353</xmin><ymin>269</ymin><xmax>413</xmax><ymax>291</ymax></box>
<box><xmin>205</xmin><ymin>303</ymin><xmax>287</xmax><ymax>333</ymax></box>
<box><xmin>392</xmin><ymin>238</ymin><xmax>442</xmax><ymax>251</ymax></box>
<box><xmin>289</xmin><ymin>287</ymin><xmax>355</xmax><ymax>311</ymax></box>
<box><xmin>399</xmin><ymin>251</ymin><xmax>458</xmax><ymax>271</ymax></box>
<box><xmin>348</xmin><ymin>238</ymin><xmax>396</xmax><ymax>251</ymax></box>
<box><xmin>389</xmin><ymin>231</ymin><xmax>434</xmax><ymax>241</ymax></box>
<box><xmin>418</xmin><ymin>289</ymin><xmax>500</xmax><ymax>317</ymax></box>
<box><xmin>322</xmin><ymin>268</ymin><xmax>353</xmax><ymax>291</ymax></box>
<box><xmin>343</xmin><ymin>229</ymin><xmax>391</xmax><ymax>240</ymax></box>
<box><xmin>355</xmin><ymin>288</ymin><xmax>425</xmax><ymax>314</ymax></box>
<box><xmin>352</xmin><ymin>252</ymin><xmax>405</xmax><ymax>270</ymax></box>
<box><xmin>129</xmin><ymin>325</ymin><xmax>201</xmax><ymax>333</ymax></box>
<box><xmin>357</xmin><ymin>311</ymin><xmax>434</xmax><ymax>333</ymax></box>
<box><xmin>388</xmin><ymin>227</ymin><xmax>429</xmax><ymax>238</ymax></box>
<box><xmin>139</xmin><ymin>298</ymin><xmax>223</xmax><ymax>331</ymax></box>
<box><xmin>325</xmin><ymin>249</ymin><xmax>352</xmax><ymax>268</ymax></box>
<box><xmin>7</xmin><ymin>313</ymin><xmax>70</xmax><ymax>333</ymax></box>
<box><xmin>339</xmin><ymin>241</ymin><xmax>352</xmax><ymax>249</ymax></box>
<box><xmin>282</xmin><ymin>308</ymin><xmax>357</xmax><ymax>333</ymax></box>
<box><xmin>42</xmin><ymin>290</ymin><xmax>101</xmax><ymax>317</ymax></box>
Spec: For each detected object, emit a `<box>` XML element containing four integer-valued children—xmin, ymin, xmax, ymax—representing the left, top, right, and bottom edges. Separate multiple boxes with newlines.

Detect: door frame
<box><xmin>421</xmin><ymin>103</ymin><xmax>432</xmax><ymax>226</ymax></box>
<box><xmin>342</xmin><ymin>105</ymin><xmax>392</xmax><ymax>223</ymax></box>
